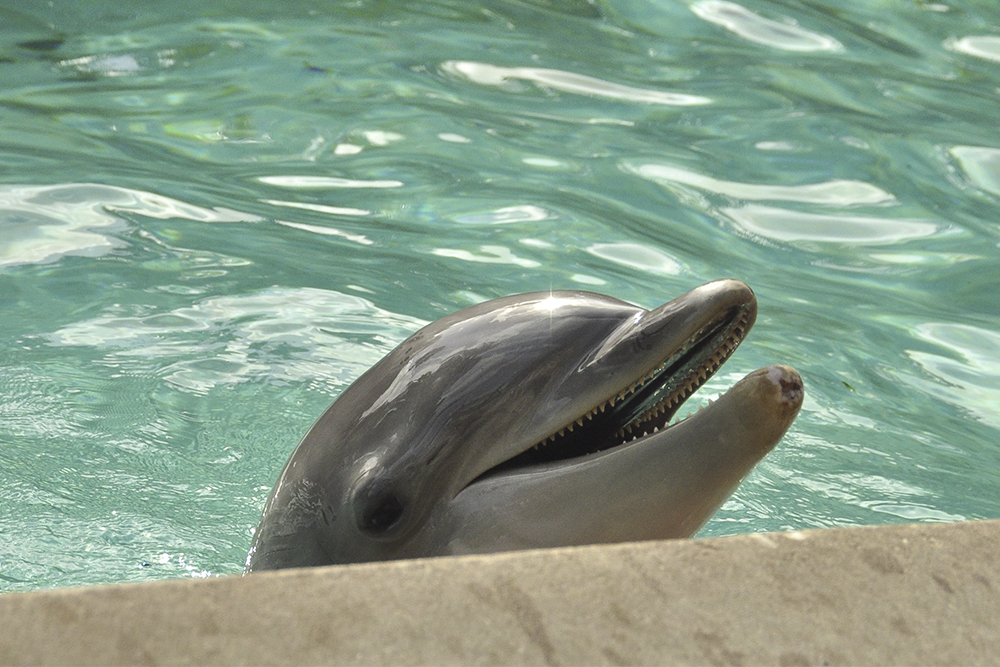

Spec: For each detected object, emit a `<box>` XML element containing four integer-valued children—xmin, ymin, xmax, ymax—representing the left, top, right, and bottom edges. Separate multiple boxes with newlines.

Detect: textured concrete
<box><xmin>0</xmin><ymin>519</ymin><xmax>998</xmax><ymax>666</ymax></box>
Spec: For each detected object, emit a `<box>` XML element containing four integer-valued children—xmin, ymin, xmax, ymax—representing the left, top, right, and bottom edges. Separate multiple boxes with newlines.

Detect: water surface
<box><xmin>1</xmin><ymin>0</ymin><xmax>999</xmax><ymax>590</ymax></box>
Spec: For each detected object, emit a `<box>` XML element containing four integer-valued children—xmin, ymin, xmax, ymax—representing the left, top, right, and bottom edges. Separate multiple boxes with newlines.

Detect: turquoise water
<box><xmin>1</xmin><ymin>0</ymin><xmax>999</xmax><ymax>591</ymax></box>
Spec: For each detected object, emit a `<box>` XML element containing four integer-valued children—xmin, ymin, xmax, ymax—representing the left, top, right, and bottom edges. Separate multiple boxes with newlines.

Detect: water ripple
<box><xmin>944</xmin><ymin>36</ymin><xmax>1000</xmax><ymax>63</ymax></box>
<box><xmin>690</xmin><ymin>1</ymin><xmax>843</xmax><ymax>52</ymax></box>
<box><xmin>453</xmin><ymin>205</ymin><xmax>555</xmax><ymax>225</ymax></box>
<box><xmin>721</xmin><ymin>205</ymin><xmax>941</xmax><ymax>245</ymax></box>
<box><xmin>586</xmin><ymin>243</ymin><xmax>684</xmax><ymax>276</ymax></box>
<box><xmin>59</xmin><ymin>54</ymin><xmax>143</xmax><ymax>77</ymax></box>
<box><xmin>441</xmin><ymin>61</ymin><xmax>712</xmax><ymax>106</ymax></box>
<box><xmin>0</xmin><ymin>183</ymin><xmax>260</xmax><ymax>267</ymax></box>
<box><xmin>3</xmin><ymin>0</ymin><xmax>1000</xmax><ymax>590</ymax></box>
<box><xmin>624</xmin><ymin>163</ymin><xmax>895</xmax><ymax>205</ymax></box>
<box><xmin>46</xmin><ymin>288</ymin><xmax>427</xmax><ymax>396</ymax></box>
<box><xmin>905</xmin><ymin>322</ymin><xmax>1000</xmax><ymax>430</ymax></box>
<box><xmin>949</xmin><ymin>146</ymin><xmax>1000</xmax><ymax>198</ymax></box>
<box><xmin>258</xmin><ymin>176</ymin><xmax>404</xmax><ymax>189</ymax></box>
<box><xmin>431</xmin><ymin>245</ymin><xmax>542</xmax><ymax>268</ymax></box>
<box><xmin>262</xmin><ymin>199</ymin><xmax>372</xmax><ymax>218</ymax></box>
<box><xmin>273</xmin><ymin>220</ymin><xmax>374</xmax><ymax>246</ymax></box>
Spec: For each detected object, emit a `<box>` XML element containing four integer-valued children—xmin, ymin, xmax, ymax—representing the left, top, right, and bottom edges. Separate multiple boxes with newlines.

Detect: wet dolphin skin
<box><xmin>245</xmin><ymin>280</ymin><xmax>803</xmax><ymax>571</ymax></box>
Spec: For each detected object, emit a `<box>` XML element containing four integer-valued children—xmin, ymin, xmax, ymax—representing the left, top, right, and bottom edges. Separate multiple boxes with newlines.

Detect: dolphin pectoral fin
<box><xmin>441</xmin><ymin>365</ymin><xmax>803</xmax><ymax>555</ymax></box>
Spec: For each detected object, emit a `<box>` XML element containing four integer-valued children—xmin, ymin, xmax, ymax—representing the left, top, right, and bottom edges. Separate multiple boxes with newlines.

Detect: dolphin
<box><xmin>245</xmin><ymin>279</ymin><xmax>803</xmax><ymax>572</ymax></box>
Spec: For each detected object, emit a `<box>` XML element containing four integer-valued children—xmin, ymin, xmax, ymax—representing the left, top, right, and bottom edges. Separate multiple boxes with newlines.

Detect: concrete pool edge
<box><xmin>0</xmin><ymin>519</ymin><xmax>997</xmax><ymax>666</ymax></box>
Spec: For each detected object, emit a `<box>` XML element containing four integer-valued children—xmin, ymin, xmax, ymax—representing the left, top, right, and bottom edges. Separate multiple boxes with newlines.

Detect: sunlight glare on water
<box><xmin>1</xmin><ymin>0</ymin><xmax>999</xmax><ymax>590</ymax></box>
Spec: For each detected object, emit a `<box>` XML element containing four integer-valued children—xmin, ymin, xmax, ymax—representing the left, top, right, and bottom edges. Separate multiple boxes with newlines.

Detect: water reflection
<box><xmin>263</xmin><ymin>199</ymin><xmax>372</xmax><ymax>219</ymax></box>
<box><xmin>47</xmin><ymin>288</ymin><xmax>426</xmax><ymax>396</ymax></box>
<box><xmin>800</xmin><ymin>471</ymin><xmax>966</xmax><ymax>522</ymax></box>
<box><xmin>690</xmin><ymin>1</ymin><xmax>843</xmax><ymax>52</ymax></box>
<box><xmin>273</xmin><ymin>220</ymin><xmax>374</xmax><ymax>246</ymax></box>
<box><xmin>586</xmin><ymin>243</ymin><xmax>683</xmax><ymax>275</ymax></box>
<box><xmin>3</xmin><ymin>0</ymin><xmax>1000</xmax><ymax>591</ymax></box>
<box><xmin>257</xmin><ymin>176</ymin><xmax>404</xmax><ymax>189</ymax></box>
<box><xmin>945</xmin><ymin>36</ymin><xmax>1000</xmax><ymax>63</ymax></box>
<box><xmin>59</xmin><ymin>54</ymin><xmax>143</xmax><ymax>77</ymax></box>
<box><xmin>624</xmin><ymin>163</ymin><xmax>894</xmax><ymax>205</ymax></box>
<box><xmin>454</xmin><ymin>205</ymin><xmax>554</xmax><ymax>225</ymax></box>
<box><xmin>441</xmin><ymin>61</ymin><xmax>712</xmax><ymax>106</ymax></box>
<box><xmin>950</xmin><ymin>146</ymin><xmax>1000</xmax><ymax>198</ymax></box>
<box><xmin>0</xmin><ymin>183</ymin><xmax>259</xmax><ymax>267</ymax></box>
<box><xmin>864</xmin><ymin>502</ymin><xmax>964</xmax><ymax>522</ymax></box>
<box><xmin>621</xmin><ymin>162</ymin><xmax>941</xmax><ymax>247</ymax></box>
<box><xmin>431</xmin><ymin>245</ymin><xmax>542</xmax><ymax>268</ymax></box>
<box><xmin>906</xmin><ymin>323</ymin><xmax>1000</xmax><ymax>430</ymax></box>
<box><xmin>721</xmin><ymin>205</ymin><xmax>940</xmax><ymax>245</ymax></box>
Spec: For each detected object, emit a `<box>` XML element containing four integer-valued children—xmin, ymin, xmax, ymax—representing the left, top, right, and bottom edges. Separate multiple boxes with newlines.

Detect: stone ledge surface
<box><xmin>1</xmin><ymin>519</ymin><xmax>998</xmax><ymax>666</ymax></box>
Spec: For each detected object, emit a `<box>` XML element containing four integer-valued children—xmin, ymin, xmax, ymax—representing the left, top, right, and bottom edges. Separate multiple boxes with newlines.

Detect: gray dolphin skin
<box><xmin>245</xmin><ymin>280</ymin><xmax>803</xmax><ymax>572</ymax></box>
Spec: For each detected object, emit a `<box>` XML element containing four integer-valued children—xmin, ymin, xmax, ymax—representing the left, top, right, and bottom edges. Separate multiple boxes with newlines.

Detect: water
<box><xmin>1</xmin><ymin>0</ymin><xmax>998</xmax><ymax>591</ymax></box>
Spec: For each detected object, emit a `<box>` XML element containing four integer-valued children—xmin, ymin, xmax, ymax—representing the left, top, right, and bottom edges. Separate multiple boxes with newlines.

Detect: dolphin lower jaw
<box><xmin>441</xmin><ymin>365</ymin><xmax>804</xmax><ymax>555</ymax></box>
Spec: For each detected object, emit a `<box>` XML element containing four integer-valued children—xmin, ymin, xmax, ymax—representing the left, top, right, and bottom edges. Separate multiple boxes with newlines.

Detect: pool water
<box><xmin>1</xmin><ymin>0</ymin><xmax>999</xmax><ymax>591</ymax></box>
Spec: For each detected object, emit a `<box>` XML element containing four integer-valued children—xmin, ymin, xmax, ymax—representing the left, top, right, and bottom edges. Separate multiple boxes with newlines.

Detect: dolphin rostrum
<box><xmin>245</xmin><ymin>280</ymin><xmax>803</xmax><ymax>571</ymax></box>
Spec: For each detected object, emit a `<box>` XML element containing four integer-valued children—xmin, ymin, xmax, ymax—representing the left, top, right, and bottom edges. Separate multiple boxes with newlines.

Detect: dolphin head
<box><xmin>245</xmin><ymin>280</ymin><xmax>803</xmax><ymax>571</ymax></box>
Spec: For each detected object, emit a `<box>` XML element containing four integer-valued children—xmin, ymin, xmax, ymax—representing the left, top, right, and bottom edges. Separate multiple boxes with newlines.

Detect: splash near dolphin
<box><xmin>245</xmin><ymin>280</ymin><xmax>803</xmax><ymax>572</ymax></box>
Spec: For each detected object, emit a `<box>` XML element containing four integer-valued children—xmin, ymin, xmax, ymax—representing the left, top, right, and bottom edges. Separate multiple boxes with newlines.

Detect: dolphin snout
<box><xmin>766</xmin><ymin>364</ymin><xmax>804</xmax><ymax>407</ymax></box>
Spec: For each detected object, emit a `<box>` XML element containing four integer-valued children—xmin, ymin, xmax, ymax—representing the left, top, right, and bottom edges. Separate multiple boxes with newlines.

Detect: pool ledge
<box><xmin>1</xmin><ymin>519</ymin><xmax>998</xmax><ymax>665</ymax></box>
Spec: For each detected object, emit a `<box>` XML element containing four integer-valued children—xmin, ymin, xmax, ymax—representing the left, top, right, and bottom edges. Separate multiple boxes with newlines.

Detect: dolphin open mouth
<box><xmin>478</xmin><ymin>300</ymin><xmax>755</xmax><ymax>478</ymax></box>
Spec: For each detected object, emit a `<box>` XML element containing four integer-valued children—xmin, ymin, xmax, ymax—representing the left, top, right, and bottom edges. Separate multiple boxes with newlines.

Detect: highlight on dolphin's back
<box><xmin>244</xmin><ymin>280</ymin><xmax>803</xmax><ymax>572</ymax></box>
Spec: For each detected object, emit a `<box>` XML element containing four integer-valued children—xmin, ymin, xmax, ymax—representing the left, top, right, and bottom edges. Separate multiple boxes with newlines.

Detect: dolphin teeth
<box><xmin>523</xmin><ymin>302</ymin><xmax>751</xmax><ymax>459</ymax></box>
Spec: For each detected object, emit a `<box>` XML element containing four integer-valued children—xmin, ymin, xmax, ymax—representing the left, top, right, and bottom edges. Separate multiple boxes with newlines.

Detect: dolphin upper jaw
<box><xmin>458</xmin><ymin>279</ymin><xmax>758</xmax><ymax>485</ymax></box>
<box><xmin>245</xmin><ymin>280</ymin><xmax>802</xmax><ymax>572</ymax></box>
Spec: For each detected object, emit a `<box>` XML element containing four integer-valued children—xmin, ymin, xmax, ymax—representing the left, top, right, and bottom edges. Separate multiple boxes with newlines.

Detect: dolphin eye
<box><xmin>357</xmin><ymin>490</ymin><xmax>405</xmax><ymax>534</ymax></box>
